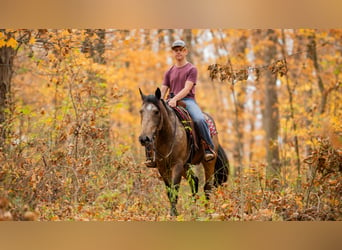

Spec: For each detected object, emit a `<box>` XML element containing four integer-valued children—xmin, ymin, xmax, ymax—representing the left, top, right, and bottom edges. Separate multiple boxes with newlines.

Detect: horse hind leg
<box><xmin>202</xmin><ymin>161</ymin><xmax>216</xmax><ymax>200</ymax></box>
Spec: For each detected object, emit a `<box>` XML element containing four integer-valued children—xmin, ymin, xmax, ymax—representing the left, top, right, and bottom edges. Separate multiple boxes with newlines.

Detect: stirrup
<box><xmin>204</xmin><ymin>149</ymin><xmax>215</xmax><ymax>162</ymax></box>
<box><xmin>201</xmin><ymin>140</ymin><xmax>216</xmax><ymax>162</ymax></box>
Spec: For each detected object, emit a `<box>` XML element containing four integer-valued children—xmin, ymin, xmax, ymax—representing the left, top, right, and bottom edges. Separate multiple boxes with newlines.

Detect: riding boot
<box><xmin>144</xmin><ymin>144</ymin><xmax>157</xmax><ymax>168</ymax></box>
<box><xmin>202</xmin><ymin>140</ymin><xmax>216</xmax><ymax>162</ymax></box>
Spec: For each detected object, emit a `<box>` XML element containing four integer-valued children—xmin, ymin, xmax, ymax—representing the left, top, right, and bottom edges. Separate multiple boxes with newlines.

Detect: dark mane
<box><xmin>144</xmin><ymin>94</ymin><xmax>160</xmax><ymax>107</ymax></box>
<box><xmin>144</xmin><ymin>94</ymin><xmax>173</xmax><ymax>115</ymax></box>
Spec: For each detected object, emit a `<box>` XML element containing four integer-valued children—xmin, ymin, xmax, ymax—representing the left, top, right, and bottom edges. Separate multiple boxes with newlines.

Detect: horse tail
<box><xmin>214</xmin><ymin>144</ymin><xmax>229</xmax><ymax>187</ymax></box>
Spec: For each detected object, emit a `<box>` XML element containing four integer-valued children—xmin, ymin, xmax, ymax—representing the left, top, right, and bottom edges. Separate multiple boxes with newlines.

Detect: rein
<box><xmin>151</xmin><ymin>105</ymin><xmax>193</xmax><ymax>164</ymax></box>
<box><xmin>152</xmin><ymin>111</ymin><xmax>177</xmax><ymax>160</ymax></box>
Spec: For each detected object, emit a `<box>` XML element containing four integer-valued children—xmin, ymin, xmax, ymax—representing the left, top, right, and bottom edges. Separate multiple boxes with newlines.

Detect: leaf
<box><xmin>0</xmin><ymin>39</ymin><xmax>5</xmax><ymax>48</ymax></box>
<box><xmin>29</xmin><ymin>37</ymin><xmax>36</xmax><ymax>45</ymax></box>
<box><xmin>6</xmin><ymin>37</ymin><xmax>18</xmax><ymax>48</ymax></box>
<box><xmin>20</xmin><ymin>106</ymin><xmax>31</xmax><ymax>115</ymax></box>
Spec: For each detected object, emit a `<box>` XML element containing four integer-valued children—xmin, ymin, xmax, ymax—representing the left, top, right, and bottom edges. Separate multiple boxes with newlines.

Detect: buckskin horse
<box><xmin>138</xmin><ymin>88</ymin><xmax>229</xmax><ymax>216</ymax></box>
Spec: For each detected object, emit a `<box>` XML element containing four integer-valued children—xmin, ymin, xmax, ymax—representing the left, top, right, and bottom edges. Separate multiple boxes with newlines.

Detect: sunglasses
<box><xmin>172</xmin><ymin>47</ymin><xmax>185</xmax><ymax>52</ymax></box>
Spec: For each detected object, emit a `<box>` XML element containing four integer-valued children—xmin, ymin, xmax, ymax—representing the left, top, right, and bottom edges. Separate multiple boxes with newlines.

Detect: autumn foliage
<box><xmin>0</xmin><ymin>29</ymin><xmax>341</xmax><ymax>221</ymax></box>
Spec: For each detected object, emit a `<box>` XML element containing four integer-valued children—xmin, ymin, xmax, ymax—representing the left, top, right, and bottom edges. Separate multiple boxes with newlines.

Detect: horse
<box><xmin>138</xmin><ymin>88</ymin><xmax>229</xmax><ymax>216</ymax></box>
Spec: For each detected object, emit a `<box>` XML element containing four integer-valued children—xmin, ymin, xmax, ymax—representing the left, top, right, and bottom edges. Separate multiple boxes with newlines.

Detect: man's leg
<box><xmin>183</xmin><ymin>99</ymin><xmax>216</xmax><ymax>161</ymax></box>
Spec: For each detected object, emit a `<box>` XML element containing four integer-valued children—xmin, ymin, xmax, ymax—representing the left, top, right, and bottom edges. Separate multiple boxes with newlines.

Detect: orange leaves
<box><xmin>269</xmin><ymin>59</ymin><xmax>288</xmax><ymax>77</ymax></box>
<box><xmin>208</xmin><ymin>59</ymin><xmax>289</xmax><ymax>84</ymax></box>
<box><xmin>0</xmin><ymin>197</ymin><xmax>13</xmax><ymax>221</ymax></box>
<box><xmin>6</xmin><ymin>37</ymin><xmax>18</xmax><ymax>48</ymax></box>
<box><xmin>1</xmin><ymin>29</ymin><xmax>341</xmax><ymax>221</ymax></box>
<box><xmin>0</xmin><ymin>34</ymin><xmax>17</xmax><ymax>48</ymax></box>
<box><xmin>208</xmin><ymin>63</ymin><xmax>249</xmax><ymax>83</ymax></box>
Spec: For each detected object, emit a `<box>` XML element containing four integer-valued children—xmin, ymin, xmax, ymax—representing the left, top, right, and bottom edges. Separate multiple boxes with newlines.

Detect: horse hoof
<box><xmin>170</xmin><ymin>208</ymin><xmax>178</xmax><ymax>217</ymax></box>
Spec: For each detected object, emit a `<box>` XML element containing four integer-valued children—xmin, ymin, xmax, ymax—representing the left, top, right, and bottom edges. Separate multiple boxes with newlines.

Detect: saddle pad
<box><xmin>204</xmin><ymin>114</ymin><xmax>218</xmax><ymax>137</ymax></box>
<box><xmin>173</xmin><ymin>106</ymin><xmax>218</xmax><ymax>137</ymax></box>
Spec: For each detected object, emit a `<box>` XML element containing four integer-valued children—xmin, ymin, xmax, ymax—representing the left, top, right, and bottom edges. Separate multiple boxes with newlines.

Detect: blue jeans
<box><xmin>182</xmin><ymin>98</ymin><xmax>214</xmax><ymax>149</ymax></box>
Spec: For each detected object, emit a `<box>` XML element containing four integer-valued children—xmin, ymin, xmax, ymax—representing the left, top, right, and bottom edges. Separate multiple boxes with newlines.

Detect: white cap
<box><xmin>171</xmin><ymin>40</ymin><xmax>186</xmax><ymax>49</ymax></box>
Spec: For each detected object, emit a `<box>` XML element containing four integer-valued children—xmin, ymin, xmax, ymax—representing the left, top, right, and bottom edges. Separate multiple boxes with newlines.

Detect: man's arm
<box><xmin>160</xmin><ymin>85</ymin><xmax>169</xmax><ymax>100</ymax></box>
<box><xmin>168</xmin><ymin>81</ymin><xmax>194</xmax><ymax>107</ymax></box>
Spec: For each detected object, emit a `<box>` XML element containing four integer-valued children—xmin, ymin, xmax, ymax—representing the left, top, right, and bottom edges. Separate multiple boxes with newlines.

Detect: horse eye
<box><xmin>154</xmin><ymin>110</ymin><xmax>159</xmax><ymax>115</ymax></box>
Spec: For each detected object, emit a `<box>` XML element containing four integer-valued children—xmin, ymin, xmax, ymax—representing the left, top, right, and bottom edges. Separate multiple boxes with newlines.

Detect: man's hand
<box><xmin>168</xmin><ymin>98</ymin><xmax>177</xmax><ymax>108</ymax></box>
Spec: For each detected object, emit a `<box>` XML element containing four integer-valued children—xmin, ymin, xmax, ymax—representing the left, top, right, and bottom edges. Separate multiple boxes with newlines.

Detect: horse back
<box><xmin>172</xmin><ymin>106</ymin><xmax>219</xmax><ymax>164</ymax></box>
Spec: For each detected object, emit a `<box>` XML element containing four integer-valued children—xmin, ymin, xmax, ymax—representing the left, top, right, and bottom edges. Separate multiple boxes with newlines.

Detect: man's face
<box><xmin>172</xmin><ymin>47</ymin><xmax>187</xmax><ymax>60</ymax></box>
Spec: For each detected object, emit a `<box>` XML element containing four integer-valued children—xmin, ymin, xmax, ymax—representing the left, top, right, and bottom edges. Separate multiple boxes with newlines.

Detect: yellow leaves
<box><xmin>61</xmin><ymin>29</ymin><xmax>71</xmax><ymax>37</ymax></box>
<box><xmin>6</xmin><ymin>37</ymin><xmax>18</xmax><ymax>48</ymax></box>
<box><xmin>23</xmin><ymin>210</ymin><xmax>39</xmax><ymax>221</ymax></box>
<box><xmin>0</xmin><ymin>32</ymin><xmax>5</xmax><ymax>47</ymax></box>
<box><xmin>221</xmin><ymin>203</ymin><xmax>229</xmax><ymax>209</ymax></box>
<box><xmin>29</xmin><ymin>36</ymin><xmax>36</xmax><ymax>45</ymax></box>
<box><xmin>123</xmin><ymin>39</ymin><xmax>131</xmax><ymax>45</ymax></box>
<box><xmin>47</xmin><ymin>52</ymin><xmax>56</xmax><ymax>62</ymax></box>
<box><xmin>0</xmin><ymin>35</ymin><xmax>18</xmax><ymax>48</ymax></box>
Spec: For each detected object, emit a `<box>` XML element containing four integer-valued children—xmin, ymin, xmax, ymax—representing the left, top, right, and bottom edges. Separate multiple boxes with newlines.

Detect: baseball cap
<box><xmin>171</xmin><ymin>40</ymin><xmax>186</xmax><ymax>49</ymax></box>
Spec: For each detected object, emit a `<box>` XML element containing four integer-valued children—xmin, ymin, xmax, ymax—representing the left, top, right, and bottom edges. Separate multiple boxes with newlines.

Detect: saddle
<box><xmin>172</xmin><ymin>101</ymin><xmax>218</xmax><ymax>152</ymax></box>
<box><xmin>172</xmin><ymin>104</ymin><xmax>199</xmax><ymax>151</ymax></box>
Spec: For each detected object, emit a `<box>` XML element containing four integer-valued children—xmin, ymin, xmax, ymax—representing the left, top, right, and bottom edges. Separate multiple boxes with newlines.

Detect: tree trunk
<box><xmin>307</xmin><ymin>33</ymin><xmax>327</xmax><ymax>114</ymax></box>
<box><xmin>258</xmin><ymin>29</ymin><xmax>281</xmax><ymax>178</ymax></box>
<box><xmin>168</xmin><ymin>29</ymin><xmax>175</xmax><ymax>48</ymax></box>
<box><xmin>82</xmin><ymin>29</ymin><xmax>106</xmax><ymax>64</ymax></box>
<box><xmin>231</xmin><ymin>34</ymin><xmax>248</xmax><ymax>175</ymax></box>
<box><xmin>144</xmin><ymin>29</ymin><xmax>151</xmax><ymax>48</ymax></box>
<box><xmin>184</xmin><ymin>29</ymin><xmax>193</xmax><ymax>63</ymax></box>
<box><xmin>157</xmin><ymin>29</ymin><xmax>165</xmax><ymax>51</ymax></box>
<box><xmin>0</xmin><ymin>37</ymin><xmax>16</xmax><ymax>148</ymax></box>
<box><xmin>280</xmin><ymin>29</ymin><xmax>301</xmax><ymax>188</ymax></box>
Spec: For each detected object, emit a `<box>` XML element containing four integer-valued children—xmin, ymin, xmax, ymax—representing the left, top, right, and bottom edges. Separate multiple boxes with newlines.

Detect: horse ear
<box><xmin>139</xmin><ymin>88</ymin><xmax>145</xmax><ymax>101</ymax></box>
<box><xmin>155</xmin><ymin>88</ymin><xmax>161</xmax><ymax>100</ymax></box>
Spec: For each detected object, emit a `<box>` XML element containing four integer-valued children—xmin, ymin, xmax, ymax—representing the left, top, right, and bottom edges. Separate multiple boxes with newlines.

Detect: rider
<box><xmin>143</xmin><ymin>39</ymin><xmax>216</xmax><ymax>167</ymax></box>
<box><xmin>163</xmin><ymin>40</ymin><xmax>215</xmax><ymax>159</ymax></box>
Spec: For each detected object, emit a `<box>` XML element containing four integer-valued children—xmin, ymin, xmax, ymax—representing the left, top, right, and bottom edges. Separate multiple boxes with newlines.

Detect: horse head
<box><xmin>138</xmin><ymin>88</ymin><xmax>164</xmax><ymax>146</ymax></box>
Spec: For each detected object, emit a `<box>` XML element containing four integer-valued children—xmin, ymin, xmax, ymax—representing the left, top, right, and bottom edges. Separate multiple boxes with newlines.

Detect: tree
<box><xmin>0</xmin><ymin>29</ymin><xmax>34</xmax><ymax>149</ymax></box>
<box><xmin>0</xmin><ymin>30</ymin><xmax>16</xmax><ymax>148</ymax></box>
<box><xmin>279</xmin><ymin>29</ymin><xmax>301</xmax><ymax>188</ymax></box>
<box><xmin>184</xmin><ymin>29</ymin><xmax>193</xmax><ymax>63</ymax></box>
<box><xmin>230</xmin><ymin>32</ymin><xmax>248</xmax><ymax>175</ymax></box>
<box><xmin>253</xmin><ymin>29</ymin><xmax>281</xmax><ymax>178</ymax></box>
<box><xmin>82</xmin><ymin>29</ymin><xmax>106</xmax><ymax>64</ymax></box>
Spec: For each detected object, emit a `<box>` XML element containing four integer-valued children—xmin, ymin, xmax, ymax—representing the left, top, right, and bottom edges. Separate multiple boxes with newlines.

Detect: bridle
<box><xmin>144</xmin><ymin>101</ymin><xmax>178</xmax><ymax>160</ymax></box>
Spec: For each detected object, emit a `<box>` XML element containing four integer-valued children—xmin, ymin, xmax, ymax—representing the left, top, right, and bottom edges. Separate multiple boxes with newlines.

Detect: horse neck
<box><xmin>156</xmin><ymin>103</ymin><xmax>176</xmax><ymax>145</ymax></box>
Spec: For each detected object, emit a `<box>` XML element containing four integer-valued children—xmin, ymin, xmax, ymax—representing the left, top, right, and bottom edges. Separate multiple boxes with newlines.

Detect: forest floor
<box><xmin>1</xmin><ymin>150</ymin><xmax>341</xmax><ymax>221</ymax></box>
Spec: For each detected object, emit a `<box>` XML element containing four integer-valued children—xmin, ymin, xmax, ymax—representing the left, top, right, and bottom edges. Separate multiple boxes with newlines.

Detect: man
<box><xmin>161</xmin><ymin>39</ymin><xmax>215</xmax><ymax>162</ymax></box>
<box><xmin>143</xmin><ymin>39</ymin><xmax>215</xmax><ymax>168</ymax></box>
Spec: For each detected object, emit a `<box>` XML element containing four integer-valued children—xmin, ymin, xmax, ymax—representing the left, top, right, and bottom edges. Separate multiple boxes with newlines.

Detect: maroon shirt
<box><xmin>162</xmin><ymin>62</ymin><xmax>197</xmax><ymax>99</ymax></box>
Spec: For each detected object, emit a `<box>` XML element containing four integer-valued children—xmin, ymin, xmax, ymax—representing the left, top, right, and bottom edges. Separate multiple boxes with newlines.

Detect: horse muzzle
<box><xmin>139</xmin><ymin>135</ymin><xmax>153</xmax><ymax>146</ymax></box>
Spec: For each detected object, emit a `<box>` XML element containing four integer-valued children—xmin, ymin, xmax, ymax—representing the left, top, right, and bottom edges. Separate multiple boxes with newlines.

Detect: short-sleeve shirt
<box><xmin>162</xmin><ymin>62</ymin><xmax>197</xmax><ymax>99</ymax></box>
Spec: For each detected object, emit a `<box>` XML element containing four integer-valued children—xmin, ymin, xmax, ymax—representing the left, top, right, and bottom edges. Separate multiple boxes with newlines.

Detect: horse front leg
<box><xmin>166</xmin><ymin>184</ymin><xmax>179</xmax><ymax>216</ymax></box>
<box><xmin>165</xmin><ymin>163</ymin><xmax>183</xmax><ymax>217</ymax></box>
<box><xmin>185</xmin><ymin>164</ymin><xmax>199</xmax><ymax>198</ymax></box>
